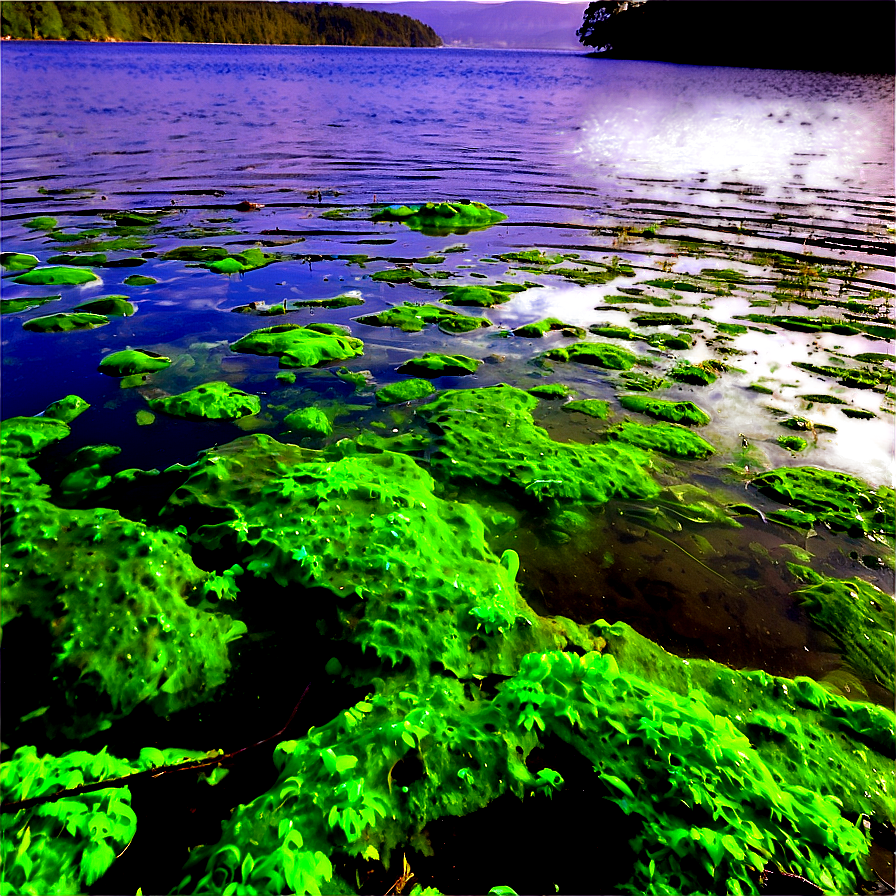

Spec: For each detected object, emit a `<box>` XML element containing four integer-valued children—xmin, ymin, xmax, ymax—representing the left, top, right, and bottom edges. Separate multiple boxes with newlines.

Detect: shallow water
<box><xmin>1</xmin><ymin>41</ymin><xmax>894</xmax><ymax>892</ymax></box>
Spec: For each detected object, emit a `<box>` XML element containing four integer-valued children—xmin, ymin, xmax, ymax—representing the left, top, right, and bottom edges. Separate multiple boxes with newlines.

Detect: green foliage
<box><xmin>231</xmin><ymin>323</ymin><xmax>364</xmax><ymax>369</ymax></box>
<box><xmin>148</xmin><ymin>381</ymin><xmax>261</xmax><ymax>421</ymax></box>
<box><xmin>356</xmin><ymin>302</ymin><xmax>491</xmax><ymax>335</ymax></box>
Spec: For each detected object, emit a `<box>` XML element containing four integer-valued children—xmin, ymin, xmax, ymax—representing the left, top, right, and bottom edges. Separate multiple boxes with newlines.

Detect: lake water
<box><xmin>1</xmin><ymin>41</ymin><xmax>894</xmax><ymax>894</ymax></box>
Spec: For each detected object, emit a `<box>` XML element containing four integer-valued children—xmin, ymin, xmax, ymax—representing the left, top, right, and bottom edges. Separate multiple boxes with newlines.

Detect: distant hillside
<box><xmin>347</xmin><ymin>1</ymin><xmax>589</xmax><ymax>49</ymax></box>
<box><xmin>0</xmin><ymin>1</ymin><xmax>442</xmax><ymax>46</ymax></box>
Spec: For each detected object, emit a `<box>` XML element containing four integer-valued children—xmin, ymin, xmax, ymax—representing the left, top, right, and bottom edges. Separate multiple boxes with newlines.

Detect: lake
<box><xmin>1</xmin><ymin>42</ymin><xmax>894</xmax><ymax>896</ymax></box>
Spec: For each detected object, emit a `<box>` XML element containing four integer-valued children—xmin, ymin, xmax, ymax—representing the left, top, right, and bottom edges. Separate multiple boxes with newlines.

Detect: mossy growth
<box><xmin>123</xmin><ymin>275</ymin><xmax>157</xmax><ymax>286</ymax></box>
<box><xmin>645</xmin><ymin>331</ymin><xmax>693</xmax><ymax>350</ymax></box>
<box><xmin>284</xmin><ymin>406</ymin><xmax>333</xmax><ymax>438</ymax></box>
<box><xmin>799</xmin><ymin>394</ymin><xmax>846</xmax><ymax>405</ymax></box>
<box><xmin>0</xmin><ymin>252</ymin><xmax>39</xmax><ymax>271</ymax></box>
<box><xmin>355</xmin><ymin>302</ymin><xmax>490</xmax><ymax>335</ymax></box>
<box><xmin>497</xmin><ymin>249</ymin><xmax>565</xmax><ymax>266</ymax></box>
<box><xmin>788</xmin><ymin>565</ymin><xmax>895</xmax><ymax>690</ymax></box>
<box><xmin>375</xmin><ymin>378</ymin><xmax>436</xmax><ymax>405</ymax></box>
<box><xmin>440</xmin><ymin>283</ymin><xmax>527</xmax><ymax>307</ymax></box>
<box><xmin>162</xmin><ymin>245</ymin><xmax>231</xmax><ymax>263</ymax></box>
<box><xmin>514</xmin><ymin>318</ymin><xmax>586</xmax><ymax>338</ymax></box>
<box><xmin>841</xmin><ymin>407</ymin><xmax>877</xmax><ymax>420</ymax></box>
<box><xmin>1</xmin><ymin>416</ymin><xmax>71</xmax><ymax>458</ymax></box>
<box><xmin>371</xmin><ymin>267</ymin><xmax>427</xmax><ymax>284</ymax></box>
<box><xmin>0</xmin><ymin>294</ymin><xmax>62</xmax><ymax>315</ymax></box>
<box><xmin>148</xmin><ymin>382</ymin><xmax>261</xmax><ymax>421</ymax></box>
<box><xmin>669</xmin><ymin>361</ymin><xmax>718</xmax><ymax>387</ymax></box>
<box><xmin>22</xmin><ymin>312</ymin><xmax>110</xmax><ymax>333</ymax></box>
<box><xmin>41</xmin><ymin>395</ymin><xmax>90</xmax><ymax>424</ymax></box>
<box><xmin>777</xmin><ymin>435</ymin><xmax>808</xmax><ymax>452</ymax></box>
<box><xmin>738</xmin><ymin>313</ymin><xmax>862</xmax><ymax>336</ymax></box>
<box><xmin>618</xmin><ymin>371</ymin><xmax>668</xmax><ymax>393</ymax></box>
<box><xmin>563</xmin><ymin>399</ymin><xmax>611</xmax><ymax>420</ymax></box>
<box><xmin>396</xmin><ymin>353</ymin><xmax>482</xmax><ymax>378</ymax></box>
<box><xmin>631</xmin><ymin>311</ymin><xmax>692</xmax><ymax>327</ymax></box>
<box><xmin>779</xmin><ymin>416</ymin><xmax>836</xmax><ymax>434</ymax></box>
<box><xmin>618</xmin><ymin>394</ymin><xmax>711</xmax><ymax>426</ymax></box>
<box><xmin>1</xmin><ymin>455</ymin><xmax>246</xmax><ymax>720</ymax></box>
<box><xmin>72</xmin><ymin>295</ymin><xmax>135</xmax><ymax>317</ymax></box>
<box><xmin>98</xmin><ymin>350</ymin><xmax>172</xmax><ymax>377</ymax></box>
<box><xmin>793</xmin><ymin>361</ymin><xmax>895</xmax><ymax>390</ymax></box>
<box><xmin>528</xmin><ymin>383</ymin><xmax>575</xmax><ymax>399</ymax></box>
<box><xmin>293</xmin><ymin>293</ymin><xmax>365</xmax><ymax>309</ymax></box>
<box><xmin>13</xmin><ymin>267</ymin><xmax>100</xmax><ymax>286</ymax></box>
<box><xmin>24</xmin><ymin>216</ymin><xmax>58</xmax><ymax>231</ymax></box>
<box><xmin>334</xmin><ymin>367</ymin><xmax>371</xmax><ymax>391</ymax></box>
<box><xmin>589</xmin><ymin>324</ymin><xmax>638</xmax><ymax>340</ymax></box>
<box><xmin>748</xmin><ymin>383</ymin><xmax>775</xmax><ymax>395</ymax></box>
<box><xmin>231</xmin><ymin>323</ymin><xmax>364</xmax><ymax>369</ymax></box>
<box><xmin>610</xmin><ymin>419</ymin><xmax>715</xmax><ymax>459</ymax></box>
<box><xmin>541</xmin><ymin>341</ymin><xmax>639</xmax><ymax>370</ymax></box>
<box><xmin>752</xmin><ymin>466</ymin><xmax>895</xmax><ymax>538</ymax></box>
<box><xmin>371</xmin><ymin>200</ymin><xmax>507</xmax><ymax>235</ymax></box>
<box><xmin>47</xmin><ymin>252</ymin><xmax>109</xmax><ymax>267</ymax></box>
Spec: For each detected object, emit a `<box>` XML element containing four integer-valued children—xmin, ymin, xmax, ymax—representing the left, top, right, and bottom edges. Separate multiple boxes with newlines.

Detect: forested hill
<box><xmin>0</xmin><ymin>1</ymin><xmax>442</xmax><ymax>46</ymax></box>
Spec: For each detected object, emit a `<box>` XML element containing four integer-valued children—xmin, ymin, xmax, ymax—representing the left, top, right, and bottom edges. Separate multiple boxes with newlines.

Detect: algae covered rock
<box><xmin>752</xmin><ymin>466</ymin><xmax>895</xmax><ymax>537</ymax></box>
<box><xmin>618</xmin><ymin>394</ymin><xmax>711</xmax><ymax>426</ymax></box>
<box><xmin>149</xmin><ymin>381</ymin><xmax>260</xmax><ymax>421</ymax></box>
<box><xmin>0</xmin><ymin>252</ymin><xmax>39</xmax><ymax>271</ymax></box>
<box><xmin>542</xmin><ymin>341</ymin><xmax>639</xmax><ymax>370</ymax></box>
<box><xmin>514</xmin><ymin>317</ymin><xmax>586</xmax><ymax>338</ymax></box>
<box><xmin>355</xmin><ymin>302</ymin><xmax>489</xmax><ymax>335</ymax></box>
<box><xmin>231</xmin><ymin>323</ymin><xmax>363</xmax><ymax>368</ymax></box>
<box><xmin>396</xmin><ymin>353</ymin><xmax>482</xmax><ymax>378</ymax></box>
<box><xmin>13</xmin><ymin>266</ymin><xmax>99</xmax><ymax>286</ymax></box>
<box><xmin>41</xmin><ymin>394</ymin><xmax>90</xmax><ymax>424</ymax></box>
<box><xmin>563</xmin><ymin>399</ymin><xmax>611</xmax><ymax>420</ymax></box>
<box><xmin>123</xmin><ymin>274</ymin><xmax>157</xmax><ymax>286</ymax></box>
<box><xmin>22</xmin><ymin>312</ymin><xmax>110</xmax><ymax>333</ymax></box>
<box><xmin>375</xmin><ymin>378</ymin><xmax>436</xmax><ymax>404</ymax></box>
<box><xmin>73</xmin><ymin>295</ymin><xmax>135</xmax><ymax>317</ymax></box>
<box><xmin>98</xmin><ymin>349</ymin><xmax>171</xmax><ymax>377</ymax></box>
<box><xmin>669</xmin><ymin>360</ymin><xmax>718</xmax><ymax>386</ymax></box>
<box><xmin>610</xmin><ymin>419</ymin><xmax>716</xmax><ymax>459</ymax></box>
<box><xmin>0</xmin><ymin>294</ymin><xmax>61</xmax><ymax>315</ymax></box>
<box><xmin>1</xmin><ymin>416</ymin><xmax>71</xmax><ymax>458</ymax></box>
<box><xmin>440</xmin><ymin>284</ymin><xmax>524</xmax><ymax>307</ymax></box>
<box><xmin>528</xmin><ymin>383</ymin><xmax>576</xmax><ymax>399</ymax></box>
<box><xmin>372</xmin><ymin>200</ymin><xmax>507</xmax><ymax>235</ymax></box>
<box><xmin>284</xmin><ymin>406</ymin><xmax>332</xmax><ymax>438</ymax></box>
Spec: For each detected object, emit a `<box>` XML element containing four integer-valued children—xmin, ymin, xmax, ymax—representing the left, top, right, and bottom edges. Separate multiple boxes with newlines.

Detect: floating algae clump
<box><xmin>284</xmin><ymin>406</ymin><xmax>332</xmax><ymax>437</ymax></box>
<box><xmin>148</xmin><ymin>381</ymin><xmax>260</xmax><ymax>421</ymax></box>
<box><xmin>609</xmin><ymin>419</ymin><xmax>715</xmax><ymax>459</ymax></box>
<box><xmin>72</xmin><ymin>295</ymin><xmax>135</xmax><ymax>316</ymax></box>
<box><xmin>98</xmin><ymin>349</ymin><xmax>172</xmax><ymax>377</ymax></box>
<box><xmin>0</xmin><ymin>294</ymin><xmax>61</xmax><ymax>315</ymax></box>
<box><xmin>371</xmin><ymin>267</ymin><xmax>427</xmax><ymax>284</ymax></box>
<box><xmin>618</xmin><ymin>394</ymin><xmax>711</xmax><ymax>426</ymax></box>
<box><xmin>22</xmin><ymin>312</ymin><xmax>110</xmax><ymax>333</ymax></box>
<box><xmin>541</xmin><ymin>341</ymin><xmax>639</xmax><ymax>370</ymax></box>
<box><xmin>376</xmin><ymin>378</ymin><xmax>436</xmax><ymax>404</ymax></box>
<box><xmin>13</xmin><ymin>266</ymin><xmax>99</xmax><ymax>286</ymax></box>
<box><xmin>396</xmin><ymin>353</ymin><xmax>482</xmax><ymax>378</ymax></box>
<box><xmin>752</xmin><ymin>466</ymin><xmax>895</xmax><ymax>538</ymax></box>
<box><xmin>231</xmin><ymin>323</ymin><xmax>363</xmax><ymax>369</ymax></box>
<box><xmin>293</xmin><ymin>293</ymin><xmax>365</xmax><ymax>309</ymax></box>
<box><xmin>356</xmin><ymin>302</ymin><xmax>489</xmax><ymax>334</ymax></box>
<box><xmin>789</xmin><ymin>565</ymin><xmax>895</xmax><ymax>690</ymax></box>
<box><xmin>1</xmin><ymin>456</ymin><xmax>246</xmax><ymax>719</ymax></box>
<box><xmin>371</xmin><ymin>200</ymin><xmax>507</xmax><ymax>235</ymax></box>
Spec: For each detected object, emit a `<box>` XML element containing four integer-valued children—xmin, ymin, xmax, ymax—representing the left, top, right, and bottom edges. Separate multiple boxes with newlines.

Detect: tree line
<box><xmin>0</xmin><ymin>1</ymin><xmax>442</xmax><ymax>47</ymax></box>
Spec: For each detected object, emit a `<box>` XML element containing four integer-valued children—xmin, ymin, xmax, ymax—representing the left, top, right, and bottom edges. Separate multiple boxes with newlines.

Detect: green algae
<box><xmin>643</xmin><ymin>277</ymin><xmax>701</xmax><ymax>292</ymax></box>
<box><xmin>793</xmin><ymin>361</ymin><xmax>895</xmax><ymax>390</ymax></box>
<box><xmin>1</xmin><ymin>416</ymin><xmax>70</xmax><ymax>458</ymax></box>
<box><xmin>0</xmin><ymin>252</ymin><xmax>39</xmax><ymax>270</ymax></box>
<box><xmin>24</xmin><ymin>216</ymin><xmax>58</xmax><ymax>231</ymax></box>
<box><xmin>736</xmin><ymin>313</ymin><xmax>889</xmax><ymax>340</ymax></box>
<box><xmin>645</xmin><ymin>331</ymin><xmax>693</xmax><ymax>350</ymax></box>
<box><xmin>563</xmin><ymin>399</ymin><xmax>611</xmax><ymax>420</ymax></box>
<box><xmin>589</xmin><ymin>323</ymin><xmax>638</xmax><ymax>340</ymax></box>
<box><xmin>46</xmin><ymin>252</ymin><xmax>108</xmax><ymax>267</ymax></box>
<box><xmin>284</xmin><ymin>406</ymin><xmax>333</xmax><ymax>438</ymax></box>
<box><xmin>514</xmin><ymin>317</ymin><xmax>586</xmax><ymax>338</ymax></box>
<box><xmin>788</xmin><ymin>566</ymin><xmax>895</xmax><ymax>690</ymax></box>
<box><xmin>777</xmin><ymin>435</ymin><xmax>808</xmax><ymax>452</ymax></box>
<box><xmin>748</xmin><ymin>383</ymin><xmax>775</xmax><ymax>395</ymax></box>
<box><xmin>293</xmin><ymin>293</ymin><xmax>365</xmax><ymax>309</ymax></box>
<box><xmin>206</xmin><ymin>248</ymin><xmax>277</xmax><ymax>274</ymax></box>
<box><xmin>669</xmin><ymin>361</ymin><xmax>718</xmax><ymax>386</ymax></box>
<box><xmin>376</xmin><ymin>378</ymin><xmax>436</xmax><ymax>404</ymax></box>
<box><xmin>610</xmin><ymin>419</ymin><xmax>715</xmax><ymax>459</ymax></box>
<box><xmin>842</xmin><ymin>407</ymin><xmax>877</xmax><ymax>420</ymax></box>
<box><xmin>779</xmin><ymin>415</ymin><xmax>836</xmax><ymax>434</ymax></box>
<box><xmin>371</xmin><ymin>200</ymin><xmax>507</xmax><ymax>235</ymax></box>
<box><xmin>334</xmin><ymin>367</ymin><xmax>371</xmax><ymax>391</ymax></box>
<box><xmin>631</xmin><ymin>311</ymin><xmax>692</xmax><ymax>327</ymax></box>
<box><xmin>799</xmin><ymin>394</ymin><xmax>846</xmax><ymax>405</ymax></box>
<box><xmin>618</xmin><ymin>371</ymin><xmax>668</xmax><ymax>393</ymax></box>
<box><xmin>13</xmin><ymin>267</ymin><xmax>100</xmax><ymax>286</ymax></box>
<box><xmin>440</xmin><ymin>283</ymin><xmax>526</xmax><ymax>307</ymax></box>
<box><xmin>231</xmin><ymin>323</ymin><xmax>364</xmax><ymax>369</ymax></box>
<box><xmin>355</xmin><ymin>302</ymin><xmax>490</xmax><ymax>335</ymax></box>
<box><xmin>22</xmin><ymin>312</ymin><xmax>110</xmax><ymax>333</ymax></box>
<box><xmin>41</xmin><ymin>395</ymin><xmax>90</xmax><ymax>424</ymax></box>
<box><xmin>148</xmin><ymin>382</ymin><xmax>261</xmax><ymax>421</ymax></box>
<box><xmin>72</xmin><ymin>295</ymin><xmax>135</xmax><ymax>317</ymax></box>
<box><xmin>752</xmin><ymin>467</ymin><xmax>895</xmax><ymax>538</ymax></box>
<box><xmin>396</xmin><ymin>353</ymin><xmax>482</xmax><ymax>378</ymax></box>
<box><xmin>497</xmin><ymin>249</ymin><xmax>565</xmax><ymax>266</ymax></box>
<box><xmin>123</xmin><ymin>275</ymin><xmax>156</xmax><ymax>286</ymax></box>
<box><xmin>136</xmin><ymin>409</ymin><xmax>156</xmax><ymax>426</ymax></box>
<box><xmin>527</xmin><ymin>383</ymin><xmax>575</xmax><ymax>399</ymax></box>
<box><xmin>98</xmin><ymin>350</ymin><xmax>172</xmax><ymax>377</ymax></box>
<box><xmin>371</xmin><ymin>267</ymin><xmax>427</xmax><ymax>284</ymax></box>
<box><xmin>541</xmin><ymin>341</ymin><xmax>639</xmax><ymax>370</ymax></box>
<box><xmin>0</xmin><ymin>294</ymin><xmax>61</xmax><ymax>315</ymax></box>
<box><xmin>162</xmin><ymin>245</ymin><xmax>231</xmax><ymax>263</ymax></box>
<box><xmin>618</xmin><ymin>394</ymin><xmax>711</xmax><ymax>426</ymax></box>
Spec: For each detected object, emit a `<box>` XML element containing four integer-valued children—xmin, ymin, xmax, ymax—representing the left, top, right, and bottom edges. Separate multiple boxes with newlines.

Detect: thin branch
<box><xmin>0</xmin><ymin>682</ymin><xmax>311</xmax><ymax>816</ymax></box>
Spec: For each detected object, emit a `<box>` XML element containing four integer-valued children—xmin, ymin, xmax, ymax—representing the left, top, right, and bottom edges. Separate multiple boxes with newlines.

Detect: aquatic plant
<box><xmin>440</xmin><ymin>284</ymin><xmax>527</xmax><ymax>307</ymax></box>
<box><xmin>41</xmin><ymin>395</ymin><xmax>90</xmax><ymax>423</ymax></box>
<box><xmin>72</xmin><ymin>296</ymin><xmax>135</xmax><ymax>316</ymax></box>
<box><xmin>13</xmin><ymin>266</ymin><xmax>99</xmax><ymax>286</ymax></box>
<box><xmin>0</xmin><ymin>252</ymin><xmax>39</xmax><ymax>270</ymax></box>
<box><xmin>527</xmin><ymin>383</ymin><xmax>576</xmax><ymax>399</ymax></box>
<box><xmin>563</xmin><ymin>398</ymin><xmax>611</xmax><ymax>419</ymax></box>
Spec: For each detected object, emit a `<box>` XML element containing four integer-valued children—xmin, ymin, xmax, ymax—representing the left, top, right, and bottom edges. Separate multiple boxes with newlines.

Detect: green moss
<box><xmin>669</xmin><ymin>361</ymin><xmax>718</xmax><ymax>386</ymax></box>
<box><xmin>148</xmin><ymin>381</ymin><xmax>261</xmax><ymax>421</ymax></box>
<box><xmin>793</xmin><ymin>361</ymin><xmax>895</xmax><ymax>390</ymax></box>
<box><xmin>24</xmin><ymin>216</ymin><xmax>58</xmax><ymax>230</ymax></box>
<box><xmin>610</xmin><ymin>419</ymin><xmax>715</xmax><ymax>459</ymax></box>
<box><xmin>105</xmin><ymin>210</ymin><xmax>167</xmax><ymax>228</ymax></box>
<box><xmin>715</xmin><ymin>321</ymin><xmax>749</xmax><ymax>335</ymax></box>
<box><xmin>0</xmin><ymin>252</ymin><xmax>39</xmax><ymax>270</ymax></box>
<box><xmin>588</xmin><ymin>324</ymin><xmax>638</xmax><ymax>340</ymax></box>
<box><xmin>22</xmin><ymin>312</ymin><xmax>110</xmax><ymax>332</ymax></box>
<box><xmin>643</xmin><ymin>277</ymin><xmax>701</xmax><ymax>292</ymax></box>
<box><xmin>752</xmin><ymin>466</ymin><xmax>895</xmax><ymax>537</ymax></box>
<box><xmin>396</xmin><ymin>353</ymin><xmax>482</xmax><ymax>378</ymax></box>
<box><xmin>136</xmin><ymin>410</ymin><xmax>156</xmax><ymax>426</ymax></box>
<box><xmin>514</xmin><ymin>318</ymin><xmax>586</xmax><ymax>338</ymax></box>
<box><xmin>372</xmin><ymin>200</ymin><xmax>507</xmax><ymax>235</ymax></box>
<box><xmin>334</xmin><ymin>368</ymin><xmax>370</xmax><ymax>391</ymax></box>
<box><xmin>618</xmin><ymin>394</ymin><xmax>711</xmax><ymax>426</ymax></box>
<box><xmin>162</xmin><ymin>245</ymin><xmax>231</xmax><ymax>263</ymax></box>
<box><xmin>1</xmin><ymin>416</ymin><xmax>71</xmax><ymax>458</ymax></box>
<box><xmin>440</xmin><ymin>284</ymin><xmax>525</xmax><ymax>307</ymax></box>
<box><xmin>355</xmin><ymin>302</ymin><xmax>490</xmax><ymax>335</ymax></box>
<box><xmin>375</xmin><ymin>378</ymin><xmax>436</xmax><ymax>405</ymax></box>
<box><xmin>527</xmin><ymin>383</ymin><xmax>575</xmax><ymax>399</ymax></box>
<box><xmin>618</xmin><ymin>371</ymin><xmax>668</xmax><ymax>393</ymax></box>
<box><xmin>72</xmin><ymin>295</ymin><xmax>135</xmax><ymax>316</ymax></box>
<box><xmin>777</xmin><ymin>436</ymin><xmax>808</xmax><ymax>452</ymax></box>
<box><xmin>293</xmin><ymin>293</ymin><xmax>365</xmax><ymax>309</ymax></box>
<box><xmin>123</xmin><ymin>275</ymin><xmax>157</xmax><ymax>286</ymax></box>
<box><xmin>498</xmin><ymin>249</ymin><xmax>565</xmax><ymax>266</ymax></box>
<box><xmin>738</xmin><ymin>313</ymin><xmax>862</xmax><ymax>336</ymax></box>
<box><xmin>748</xmin><ymin>383</ymin><xmax>775</xmax><ymax>395</ymax></box>
<box><xmin>231</xmin><ymin>324</ymin><xmax>364</xmax><ymax>369</ymax></box>
<box><xmin>779</xmin><ymin>416</ymin><xmax>836</xmax><ymax>433</ymax></box>
<box><xmin>47</xmin><ymin>252</ymin><xmax>108</xmax><ymax>267</ymax></box>
<box><xmin>788</xmin><ymin>566</ymin><xmax>895</xmax><ymax>690</ymax></box>
<box><xmin>645</xmin><ymin>331</ymin><xmax>693</xmax><ymax>350</ymax></box>
<box><xmin>563</xmin><ymin>399</ymin><xmax>611</xmax><ymax>420</ymax></box>
<box><xmin>798</xmin><ymin>394</ymin><xmax>846</xmax><ymax>405</ymax></box>
<box><xmin>542</xmin><ymin>341</ymin><xmax>639</xmax><ymax>370</ymax></box>
<box><xmin>631</xmin><ymin>311</ymin><xmax>692</xmax><ymax>327</ymax></box>
<box><xmin>13</xmin><ymin>267</ymin><xmax>100</xmax><ymax>286</ymax></box>
<box><xmin>0</xmin><ymin>294</ymin><xmax>62</xmax><ymax>315</ymax></box>
<box><xmin>42</xmin><ymin>395</ymin><xmax>90</xmax><ymax>424</ymax></box>
<box><xmin>284</xmin><ymin>407</ymin><xmax>333</xmax><ymax>437</ymax></box>
<box><xmin>98</xmin><ymin>350</ymin><xmax>172</xmax><ymax>377</ymax></box>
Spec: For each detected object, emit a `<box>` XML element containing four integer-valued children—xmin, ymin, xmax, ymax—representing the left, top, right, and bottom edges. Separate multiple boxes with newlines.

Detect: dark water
<box><xmin>1</xmin><ymin>42</ymin><xmax>894</xmax><ymax>678</ymax></box>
